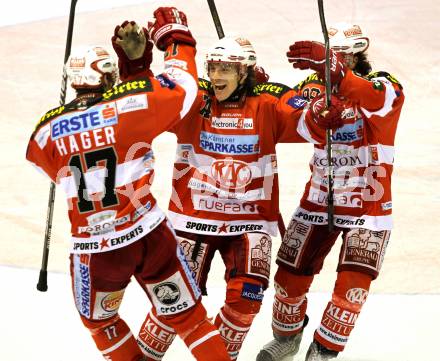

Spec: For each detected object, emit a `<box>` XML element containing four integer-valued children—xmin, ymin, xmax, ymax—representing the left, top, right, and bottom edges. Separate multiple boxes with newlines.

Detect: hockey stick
<box><xmin>36</xmin><ymin>0</ymin><xmax>78</xmax><ymax>292</ymax></box>
<box><xmin>206</xmin><ymin>0</ymin><xmax>225</xmax><ymax>39</ymax></box>
<box><xmin>317</xmin><ymin>0</ymin><xmax>335</xmax><ymax>232</ymax></box>
<box><xmin>206</xmin><ymin>0</ymin><xmax>287</xmax><ymax>238</ymax></box>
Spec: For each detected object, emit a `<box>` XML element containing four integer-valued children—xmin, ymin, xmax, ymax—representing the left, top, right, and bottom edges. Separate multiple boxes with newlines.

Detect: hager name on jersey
<box><xmin>55</xmin><ymin>126</ymin><xmax>116</xmax><ymax>156</ymax></box>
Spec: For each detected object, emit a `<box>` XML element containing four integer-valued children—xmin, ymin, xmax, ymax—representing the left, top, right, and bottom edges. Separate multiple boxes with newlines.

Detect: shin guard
<box><xmin>183</xmin><ymin>318</ymin><xmax>231</xmax><ymax>361</ymax></box>
<box><xmin>160</xmin><ymin>302</ymin><xmax>230</xmax><ymax>361</ymax></box>
<box><xmin>314</xmin><ymin>271</ymin><xmax>372</xmax><ymax>352</ymax></box>
<box><xmin>137</xmin><ymin>310</ymin><xmax>177</xmax><ymax>360</ymax></box>
<box><xmin>214</xmin><ymin>276</ymin><xmax>264</xmax><ymax>359</ymax></box>
<box><xmin>272</xmin><ymin>267</ymin><xmax>313</xmax><ymax>337</ymax></box>
<box><xmin>214</xmin><ymin>305</ymin><xmax>253</xmax><ymax>360</ymax></box>
<box><xmin>81</xmin><ymin>315</ymin><xmax>144</xmax><ymax>361</ymax></box>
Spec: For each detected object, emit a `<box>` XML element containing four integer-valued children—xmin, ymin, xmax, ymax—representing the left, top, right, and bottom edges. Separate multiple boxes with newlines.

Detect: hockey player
<box><xmin>114</xmin><ymin>28</ymin><xmax>348</xmax><ymax>360</ymax></box>
<box><xmin>257</xmin><ymin>23</ymin><xmax>405</xmax><ymax>361</ymax></box>
<box><xmin>26</xmin><ymin>8</ymin><xmax>230</xmax><ymax>361</ymax></box>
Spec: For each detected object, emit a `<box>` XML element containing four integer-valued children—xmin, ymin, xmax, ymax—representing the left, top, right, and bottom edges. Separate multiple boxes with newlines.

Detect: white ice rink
<box><xmin>2</xmin><ymin>265</ymin><xmax>439</xmax><ymax>361</ymax></box>
<box><xmin>1</xmin><ymin>0</ymin><xmax>439</xmax><ymax>360</ymax></box>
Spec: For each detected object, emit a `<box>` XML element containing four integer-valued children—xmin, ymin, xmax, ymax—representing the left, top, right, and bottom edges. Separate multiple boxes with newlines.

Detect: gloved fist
<box><xmin>310</xmin><ymin>93</ymin><xmax>345</xmax><ymax>131</ymax></box>
<box><xmin>112</xmin><ymin>21</ymin><xmax>153</xmax><ymax>79</ymax></box>
<box><xmin>254</xmin><ymin>65</ymin><xmax>269</xmax><ymax>84</ymax></box>
<box><xmin>148</xmin><ymin>7</ymin><xmax>196</xmax><ymax>51</ymax></box>
<box><xmin>287</xmin><ymin>41</ymin><xmax>346</xmax><ymax>85</ymax></box>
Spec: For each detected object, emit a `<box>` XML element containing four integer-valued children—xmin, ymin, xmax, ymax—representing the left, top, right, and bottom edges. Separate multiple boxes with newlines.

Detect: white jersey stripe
<box><xmin>163</xmin><ymin>67</ymin><xmax>198</xmax><ymax>119</ymax></box>
<box><xmin>361</xmin><ymin>77</ymin><xmax>397</xmax><ymax>118</ymax></box>
<box><xmin>297</xmin><ymin>107</ymin><xmax>320</xmax><ymax>144</ymax></box>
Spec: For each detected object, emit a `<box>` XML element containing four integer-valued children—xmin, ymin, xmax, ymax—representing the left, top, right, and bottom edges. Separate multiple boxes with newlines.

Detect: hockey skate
<box><xmin>256</xmin><ymin>331</ymin><xmax>303</xmax><ymax>361</ymax></box>
<box><xmin>304</xmin><ymin>341</ymin><xmax>338</xmax><ymax>361</ymax></box>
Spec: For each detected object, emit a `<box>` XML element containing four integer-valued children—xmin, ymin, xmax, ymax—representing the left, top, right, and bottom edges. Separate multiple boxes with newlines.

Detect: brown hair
<box><xmin>354</xmin><ymin>52</ymin><xmax>372</xmax><ymax>76</ymax></box>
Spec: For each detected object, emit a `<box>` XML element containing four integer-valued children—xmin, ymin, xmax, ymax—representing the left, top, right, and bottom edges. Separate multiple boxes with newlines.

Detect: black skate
<box><xmin>304</xmin><ymin>341</ymin><xmax>338</xmax><ymax>361</ymax></box>
<box><xmin>256</xmin><ymin>331</ymin><xmax>304</xmax><ymax>361</ymax></box>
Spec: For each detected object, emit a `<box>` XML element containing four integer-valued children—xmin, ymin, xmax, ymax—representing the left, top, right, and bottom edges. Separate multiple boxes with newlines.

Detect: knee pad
<box><xmin>274</xmin><ymin>266</ymin><xmax>314</xmax><ymax>299</ymax></box>
<box><xmin>333</xmin><ymin>271</ymin><xmax>372</xmax><ymax>311</ymax></box>
<box><xmin>154</xmin><ymin>304</ymin><xmax>230</xmax><ymax>361</ymax></box>
<box><xmin>158</xmin><ymin>300</ymin><xmax>206</xmax><ymax>335</ymax></box>
<box><xmin>225</xmin><ymin>276</ymin><xmax>265</xmax><ymax>317</ymax></box>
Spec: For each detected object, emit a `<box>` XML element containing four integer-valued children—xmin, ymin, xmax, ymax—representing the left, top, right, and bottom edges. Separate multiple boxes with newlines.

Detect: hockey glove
<box><xmin>310</xmin><ymin>93</ymin><xmax>345</xmax><ymax>131</ymax></box>
<box><xmin>112</xmin><ymin>21</ymin><xmax>153</xmax><ymax>79</ymax></box>
<box><xmin>254</xmin><ymin>65</ymin><xmax>270</xmax><ymax>84</ymax></box>
<box><xmin>287</xmin><ymin>41</ymin><xmax>346</xmax><ymax>85</ymax></box>
<box><xmin>148</xmin><ymin>7</ymin><xmax>196</xmax><ymax>51</ymax></box>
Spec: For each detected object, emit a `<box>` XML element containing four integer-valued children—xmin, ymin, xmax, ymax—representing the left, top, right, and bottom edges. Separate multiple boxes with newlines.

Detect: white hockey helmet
<box><xmin>205</xmin><ymin>36</ymin><xmax>257</xmax><ymax>70</ymax></box>
<box><xmin>65</xmin><ymin>46</ymin><xmax>118</xmax><ymax>90</ymax></box>
<box><xmin>328</xmin><ymin>23</ymin><xmax>369</xmax><ymax>54</ymax></box>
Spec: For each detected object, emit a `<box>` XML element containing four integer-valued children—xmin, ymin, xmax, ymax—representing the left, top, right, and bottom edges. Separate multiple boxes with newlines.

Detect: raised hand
<box><xmin>148</xmin><ymin>7</ymin><xmax>196</xmax><ymax>51</ymax></box>
<box><xmin>112</xmin><ymin>21</ymin><xmax>149</xmax><ymax>60</ymax></box>
<box><xmin>287</xmin><ymin>41</ymin><xmax>346</xmax><ymax>85</ymax></box>
<box><xmin>111</xmin><ymin>20</ymin><xmax>153</xmax><ymax>79</ymax></box>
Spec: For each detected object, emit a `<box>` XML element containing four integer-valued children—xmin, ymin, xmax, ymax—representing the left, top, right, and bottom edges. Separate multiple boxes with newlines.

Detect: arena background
<box><xmin>1</xmin><ymin>0</ymin><xmax>439</xmax><ymax>360</ymax></box>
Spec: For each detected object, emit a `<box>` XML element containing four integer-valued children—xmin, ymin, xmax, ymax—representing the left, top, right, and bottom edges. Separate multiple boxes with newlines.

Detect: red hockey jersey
<box><xmin>292</xmin><ymin>70</ymin><xmax>405</xmax><ymax>230</ymax></box>
<box><xmin>26</xmin><ymin>44</ymin><xmax>198</xmax><ymax>253</ymax></box>
<box><xmin>167</xmin><ymin>81</ymin><xmax>328</xmax><ymax>236</ymax></box>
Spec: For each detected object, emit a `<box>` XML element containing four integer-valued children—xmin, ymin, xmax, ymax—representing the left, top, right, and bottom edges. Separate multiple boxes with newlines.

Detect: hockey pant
<box><xmin>70</xmin><ymin>219</ymin><xmax>228</xmax><ymax>361</ymax></box>
<box><xmin>138</xmin><ymin>231</ymin><xmax>271</xmax><ymax>360</ymax></box>
<box><xmin>272</xmin><ymin>218</ymin><xmax>390</xmax><ymax>352</ymax></box>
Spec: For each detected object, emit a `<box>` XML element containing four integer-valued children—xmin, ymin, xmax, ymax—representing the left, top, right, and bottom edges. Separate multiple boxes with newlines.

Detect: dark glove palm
<box><xmin>111</xmin><ymin>21</ymin><xmax>153</xmax><ymax>79</ymax></box>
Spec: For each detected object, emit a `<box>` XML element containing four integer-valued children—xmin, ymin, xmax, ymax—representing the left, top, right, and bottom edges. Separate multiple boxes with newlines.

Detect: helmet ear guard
<box><xmin>66</xmin><ymin>46</ymin><xmax>119</xmax><ymax>91</ymax></box>
<box><xmin>328</xmin><ymin>23</ymin><xmax>369</xmax><ymax>55</ymax></box>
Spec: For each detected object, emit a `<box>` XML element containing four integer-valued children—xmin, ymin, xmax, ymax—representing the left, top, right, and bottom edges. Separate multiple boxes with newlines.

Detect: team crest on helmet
<box><xmin>328</xmin><ymin>23</ymin><xmax>369</xmax><ymax>54</ymax></box>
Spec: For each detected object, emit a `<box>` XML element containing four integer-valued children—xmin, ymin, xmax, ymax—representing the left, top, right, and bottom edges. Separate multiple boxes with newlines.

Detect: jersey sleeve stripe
<box><xmin>360</xmin><ymin>78</ymin><xmax>397</xmax><ymax>118</ymax></box>
<box><xmin>163</xmin><ymin>67</ymin><xmax>198</xmax><ymax>119</ymax></box>
<box><xmin>296</xmin><ymin>108</ymin><xmax>320</xmax><ymax>144</ymax></box>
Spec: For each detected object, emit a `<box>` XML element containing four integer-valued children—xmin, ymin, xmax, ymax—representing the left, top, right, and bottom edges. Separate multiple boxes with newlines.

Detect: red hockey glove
<box><xmin>287</xmin><ymin>41</ymin><xmax>346</xmax><ymax>85</ymax></box>
<box><xmin>254</xmin><ymin>65</ymin><xmax>270</xmax><ymax>84</ymax></box>
<box><xmin>310</xmin><ymin>93</ymin><xmax>345</xmax><ymax>131</ymax></box>
<box><xmin>112</xmin><ymin>21</ymin><xmax>153</xmax><ymax>79</ymax></box>
<box><xmin>148</xmin><ymin>7</ymin><xmax>196</xmax><ymax>51</ymax></box>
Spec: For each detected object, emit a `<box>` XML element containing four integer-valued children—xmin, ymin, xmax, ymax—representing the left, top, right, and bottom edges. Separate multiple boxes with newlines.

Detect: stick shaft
<box><xmin>317</xmin><ymin>0</ymin><xmax>335</xmax><ymax>232</ymax></box>
<box><xmin>37</xmin><ymin>0</ymin><xmax>78</xmax><ymax>292</ymax></box>
<box><xmin>207</xmin><ymin>0</ymin><xmax>225</xmax><ymax>38</ymax></box>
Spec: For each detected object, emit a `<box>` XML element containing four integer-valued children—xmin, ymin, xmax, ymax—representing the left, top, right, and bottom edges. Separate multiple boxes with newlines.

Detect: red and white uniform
<box><xmin>269</xmin><ymin>70</ymin><xmax>405</xmax><ymax>354</ymax></box>
<box><xmin>293</xmin><ymin>70</ymin><xmax>405</xmax><ymax>230</ymax></box>
<box><xmin>168</xmin><ymin>81</ymin><xmax>327</xmax><ymax>237</ymax></box>
<box><xmin>26</xmin><ymin>44</ymin><xmax>198</xmax><ymax>253</ymax></box>
<box><xmin>26</xmin><ymin>44</ymin><xmax>232</xmax><ymax>361</ymax></box>
<box><xmin>136</xmin><ymin>80</ymin><xmax>329</xmax><ymax>360</ymax></box>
